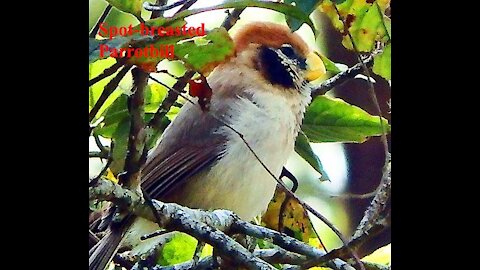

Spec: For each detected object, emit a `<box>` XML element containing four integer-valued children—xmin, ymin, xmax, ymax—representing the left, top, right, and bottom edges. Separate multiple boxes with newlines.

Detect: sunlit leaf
<box><xmin>302</xmin><ymin>96</ymin><xmax>390</xmax><ymax>143</ymax></box>
<box><xmin>106</xmin><ymin>0</ymin><xmax>143</xmax><ymax>18</ymax></box>
<box><xmin>294</xmin><ymin>132</ymin><xmax>330</xmax><ymax>181</ymax></box>
<box><xmin>262</xmin><ymin>188</ymin><xmax>317</xmax><ymax>243</ymax></box>
<box><xmin>373</xmin><ymin>43</ymin><xmax>391</xmax><ymax>80</ymax></box>
<box><xmin>362</xmin><ymin>244</ymin><xmax>391</xmax><ymax>265</ymax></box>
<box><xmin>174</xmin><ymin>28</ymin><xmax>235</xmax><ymax>75</ymax></box>
<box><xmin>158</xmin><ymin>233</ymin><xmax>197</xmax><ymax>265</ymax></box>
<box><xmin>89</xmin><ymin>57</ymin><xmax>118</xmax><ymax>110</ymax></box>
<box><xmin>318</xmin><ymin>53</ymin><xmax>342</xmax><ymax>74</ymax></box>
<box><xmin>320</xmin><ymin>0</ymin><xmax>391</xmax><ymax>52</ymax></box>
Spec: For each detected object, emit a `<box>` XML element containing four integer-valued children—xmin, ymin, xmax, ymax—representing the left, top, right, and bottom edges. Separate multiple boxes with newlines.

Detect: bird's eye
<box><xmin>279</xmin><ymin>44</ymin><xmax>296</xmax><ymax>58</ymax></box>
<box><xmin>279</xmin><ymin>44</ymin><xmax>307</xmax><ymax>69</ymax></box>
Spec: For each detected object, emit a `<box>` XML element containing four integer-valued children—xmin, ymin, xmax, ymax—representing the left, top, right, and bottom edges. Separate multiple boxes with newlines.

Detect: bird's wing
<box><xmin>140</xmin><ymin>101</ymin><xmax>228</xmax><ymax>200</ymax></box>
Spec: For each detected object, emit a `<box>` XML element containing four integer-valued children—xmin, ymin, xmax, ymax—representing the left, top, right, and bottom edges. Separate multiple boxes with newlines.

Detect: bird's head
<box><xmin>232</xmin><ymin>22</ymin><xmax>326</xmax><ymax>92</ymax></box>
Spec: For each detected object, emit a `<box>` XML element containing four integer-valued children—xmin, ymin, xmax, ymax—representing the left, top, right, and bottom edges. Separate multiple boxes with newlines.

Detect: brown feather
<box><xmin>140</xmin><ymin>101</ymin><xmax>228</xmax><ymax>200</ymax></box>
<box><xmin>89</xmin><ymin>216</ymin><xmax>134</xmax><ymax>270</ymax></box>
<box><xmin>233</xmin><ymin>22</ymin><xmax>310</xmax><ymax>58</ymax></box>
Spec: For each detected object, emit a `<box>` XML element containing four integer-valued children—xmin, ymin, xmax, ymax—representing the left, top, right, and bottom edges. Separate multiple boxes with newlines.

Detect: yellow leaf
<box><xmin>362</xmin><ymin>244</ymin><xmax>391</xmax><ymax>265</ymax></box>
<box><xmin>105</xmin><ymin>169</ymin><xmax>118</xmax><ymax>183</ymax></box>
<box><xmin>262</xmin><ymin>188</ymin><xmax>318</xmax><ymax>244</ymax></box>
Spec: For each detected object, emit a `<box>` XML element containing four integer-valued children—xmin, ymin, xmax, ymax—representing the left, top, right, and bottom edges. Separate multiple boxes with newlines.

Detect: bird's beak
<box><xmin>304</xmin><ymin>52</ymin><xmax>326</xmax><ymax>82</ymax></box>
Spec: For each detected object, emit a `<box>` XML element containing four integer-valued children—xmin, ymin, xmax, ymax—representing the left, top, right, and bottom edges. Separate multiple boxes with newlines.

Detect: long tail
<box><xmin>89</xmin><ymin>215</ymin><xmax>134</xmax><ymax>270</ymax></box>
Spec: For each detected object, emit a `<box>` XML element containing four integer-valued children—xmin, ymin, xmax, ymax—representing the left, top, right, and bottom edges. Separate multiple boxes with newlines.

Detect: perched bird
<box><xmin>89</xmin><ymin>21</ymin><xmax>326</xmax><ymax>270</ymax></box>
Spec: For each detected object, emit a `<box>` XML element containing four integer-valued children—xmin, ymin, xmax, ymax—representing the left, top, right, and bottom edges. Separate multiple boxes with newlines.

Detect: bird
<box><xmin>89</xmin><ymin>21</ymin><xmax>326</xmax><ymax>270</ymax></box>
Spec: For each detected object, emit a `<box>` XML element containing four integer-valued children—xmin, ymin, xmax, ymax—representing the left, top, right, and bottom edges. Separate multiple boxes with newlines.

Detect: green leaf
<box><xmin>295</xmin><ymin>132</ymin><xmax>330</xmax><ymax>181</ymax></box>
<box><xmin>174</xmin><ymin>28</ymin><xmax>235</xmax><ymax>75</ymax></box>
<box><xmin>302</xmin><ymin>96</ymin><xmax>390</xmax><ymax>143</ymax></box>
<box><xmin>158</xmin><ymin>233</ymin><xmax>197</xmax><ymax>265</ymax></box>
<box><xmin>95</xmin><ymin>84</ymin><xmax>169</xmax><ymax>138</ymax></box>
<box><xmin>285</xmin><ymin>0</ymin><xmax>320</xmax><ymax>31</ymax></box>
<box><xmin>318</xmin><ymin>53</ymin><xmax>342</xmax><ymax>74</ymax></box>
<box><xmin>110</xmin><ymin>117</ymin><xmax>130</xmax><ymax>175</ymax></box>
<box><xmin>174</xmin><ymin>0</ymin><xmax>315</xmax><ymax>32</ymax></box>
<box><xmin>89</xmin><ymin>57</ymin><xmax>118</xmax><ymax>110</ymax></box>
<box><xmin>320</xmin><ymin>0</ymin><xmax>391</xmax><ymax>52</ymax></box>
<box><xmin>106</xmin><ymin>0</ymin><xmax>143</xmax><ymax>18</ymax></box>
<box><xmin>373</xmin><ymin>43</ymin><xmax>391</xmax><ymax>80</ymax></box>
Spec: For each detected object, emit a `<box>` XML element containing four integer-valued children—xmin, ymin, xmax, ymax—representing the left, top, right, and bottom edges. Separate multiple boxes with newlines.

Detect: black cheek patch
<box><xmin>259</xmin><ymin>46</ymin><xmax>295</xmax><ymax>88</ymax></box>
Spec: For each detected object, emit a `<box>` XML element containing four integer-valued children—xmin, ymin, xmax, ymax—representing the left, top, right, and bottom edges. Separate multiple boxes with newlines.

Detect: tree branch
<box><xmin>89</xmin><ymin>4</ymin><xmax>112</xmax><ymax>38</ymax></box>
<box><xmin>89</xmin><ymin>58</ymin><xmax>126</xmax><ymax>87</ymax></box>
<box><xmin>89</xmin><ymin>178</ymin><xmax>358</xmax><ymax>269</ymax></box>
<box><xmin>144</xmin><ymin>0</ymin><xmax>189</xmax><ymax>12</ymax></box>
<box><xmin>222</xmin><ymin>8</ymin><xmax>246</xmax><ymax>30</ymax></box>
<box><xmin>353</xmin><ymin>160</ymin><xmax>391</xmax><ymax>239</ymax></box>
<box><xmin>301</xmin><ymin>211</ymin><xmax>390</xmax><ymax>268</ymax></box>
<box><xmin>310</xmin><ymin>53</ymin><xmax>377</xmax><ymax>99</ymax></box>
<box><xmin>89</xmin><ymin>64</ymin><xmax>132</xmax><ymax>123</ymax></box>
<box><xmin>121</xmin><ymin>67</ymin><xmax>149</xmax><ymax>190</ymax></box>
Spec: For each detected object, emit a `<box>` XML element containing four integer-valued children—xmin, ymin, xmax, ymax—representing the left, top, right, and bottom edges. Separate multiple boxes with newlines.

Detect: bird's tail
<box><xmin>89</xmin><ymin>215</ymin><xmax>134</xmax><ymax>270</ymax></box>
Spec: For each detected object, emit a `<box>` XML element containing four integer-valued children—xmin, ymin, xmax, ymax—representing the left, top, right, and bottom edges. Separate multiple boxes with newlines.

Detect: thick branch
<box><xmin>122</xmin><ymin>68</ymin><xmax>149</xmax><ymax>190</ymax></box>
<box><xmin>90</xmin><ymin>178</ymin><xmax>358</xmax><ymax>269</ymax></box>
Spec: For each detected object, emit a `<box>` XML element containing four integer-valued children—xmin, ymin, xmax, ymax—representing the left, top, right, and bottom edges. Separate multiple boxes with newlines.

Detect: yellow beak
<box><xmin>304</xmin><ymin>52</ymin><xmax>326</xmax><ymax>82</ymax></box>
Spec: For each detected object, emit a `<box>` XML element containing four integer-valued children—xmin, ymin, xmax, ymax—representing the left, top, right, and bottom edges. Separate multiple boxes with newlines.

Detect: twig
<box><xmin>93</xmin><ymin>134</ymin><xmax>108</xmax><ymax>153</ymax></box>
<box><xmin>89</xmin><ymin>151</ymin><xmax>108</xmax><ymax>159</ymax></box>
<box><xmin>222</xmin><ymin>8</ymin><xmax>246</xmax><ymax>30</ymax></box>
<box><xmin>353</xmin><ymin>160</ymin><xmax>391</xmax><ymax>239</ymax></box>
<box><xmin>310</xmin><ymin>53</ymin><xmax>377</xmax><ymax>99</ymax></box>
<box><xmin>89</xmin><ymin>64</ymin><xmax>132</xmax><ymax>123</ymax></box>
<box><xmin>150</xmin><ymin>0</ymin><xmax>168</xmax><ymax>19</ymax></box>
<box><xmin>301</xmin><ymin>211</ymin><xmax>390</xmax><ymax>268</ymax></box>
<box><xmin>141</xmin><ymin>229</ymin><xmax>168</xmax><ymax>241</ymax></box>
<box><xmin>330</xmin><ymin>190</ymin><xmax>377</xmax><ymax>200</ymax></box>
<box><xmin>89</xmin><ymin>4</ymin><xmax>112</xmax><ymax>38</ymax></box>
<box><xmin>144</xmin><ymin>0</ymin><xmax>189</xmax><ymax>12</ymax></box>
<box><xmin>90</xmin><ymin>138</ymin><xmax>114</xmax><ymax>197</ymax></box>
<box><xmin>89</xmin><ymin>59</ymin><xmax>126</xmax><ymax>87</ymax></box>
<box><xmin>176</xmin><ymin>0</ymin><xmax>198</xmax><ymax>13</ymax></box>
<box><xmin>193</xmin><ymin>241</ymin><xmax>205</xmax><ymax>264</ymax></box>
